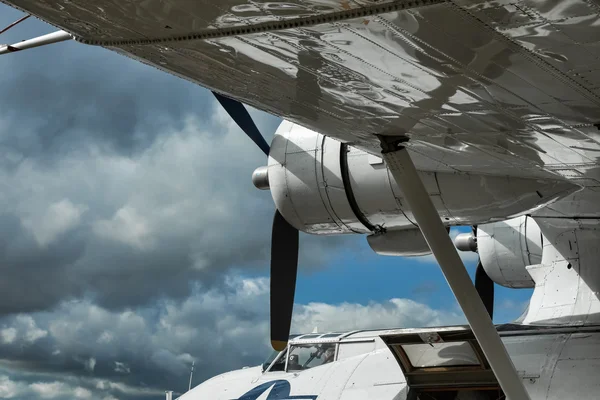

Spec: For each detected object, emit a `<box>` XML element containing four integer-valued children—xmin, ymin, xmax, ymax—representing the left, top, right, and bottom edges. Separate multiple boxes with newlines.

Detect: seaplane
<box><xmin>3</xmin><ymin>1</ymin><xmax>600</xmax><ymax>399</ymax></box>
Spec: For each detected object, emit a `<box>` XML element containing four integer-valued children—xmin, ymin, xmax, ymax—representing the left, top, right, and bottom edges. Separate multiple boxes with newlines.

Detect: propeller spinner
<box><xmin>214</xmin><ymin>91</ymin><xmax>299</xmax><ymax>351</ymax></box>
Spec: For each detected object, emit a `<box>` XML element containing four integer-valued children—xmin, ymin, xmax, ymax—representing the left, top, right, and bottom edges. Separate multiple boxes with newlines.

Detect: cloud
<box><xmin>0</xmin><ymin>375</ymin><xmax>20</xmax><ymax>398</ymax></box>
<box><xmin>114</xmin><ymin>362</ymin><xmax>130</xmax><ymax>374</ymax></box>
<box><xmin>0</xmin><ymin>374</ymin><xmax>115</xmax><ymax>400</ymax></box>
<box><xmin>0</xmin><ymin>316</ymin><xmax>47</xmax><ymax>345</ymax></box>
<box><xmin>0</xmin><ymin>99</ymin><xmax>353</xmax><ymax>315</ymax></box>
<box><xmin>93</xmin><ymin>206</ymin><xmax>153</xmax><ymax>250</ymax></box>
<box><xmin>1</xmin><ymin>328</ymin><xmax>17</xmax><ymax>345</ymax></box>
<box><xmin>21</xmin><ymin>199</ymin><xmax>87</xmax><ymax>248</ymax></box>
<box><xmin>0</xmin><ymin>275</ymin><xmax>464</xmax><ymax>399</ymax></box>
<box><xmin>293</xmin><ymin>298</ymin><xmax>461</xmax><ymax>333</ymax></box>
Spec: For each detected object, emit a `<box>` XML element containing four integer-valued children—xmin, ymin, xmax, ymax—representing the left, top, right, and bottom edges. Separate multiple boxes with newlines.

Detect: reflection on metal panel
<box><xmin>6</xmin><ymin>0</ymin><xmax>600</xmax><ymax>196</ymax></box>
<box><xmin>337</xmin><ymin>340</ymin><xmax>375</xmax><ymax>360</ymax></box>
<box><xmin>403</xmin><ymin>342</ymin><xmax>480</xmax><ymax>368</ymax></box>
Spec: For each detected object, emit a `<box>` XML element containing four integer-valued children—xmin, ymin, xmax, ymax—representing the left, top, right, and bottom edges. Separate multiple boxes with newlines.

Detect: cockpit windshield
<box><xmin>262</xmin><ymin>349</ymin><xmax>284</xmax><ymax>372</ymax></box>
<box><xmin>286</xmin><ymin>343</ymin><xmax>336</xmax><ymax>371</ymax></box>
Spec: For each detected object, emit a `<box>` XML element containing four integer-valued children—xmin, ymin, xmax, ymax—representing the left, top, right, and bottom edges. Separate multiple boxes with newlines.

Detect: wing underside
<box><xmin>4</xmin><ymin>0</ymin><xmax>600</xmax><ymax>188</ymax></box>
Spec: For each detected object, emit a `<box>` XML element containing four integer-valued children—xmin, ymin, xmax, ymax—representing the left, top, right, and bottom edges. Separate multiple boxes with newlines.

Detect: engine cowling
<box><xmin>476</xmin><ymin>216</ymin><xmax>543</xmax><ymax>288</ymax></box>
<box><xmin>259</xmin><ymin>121</ymin><xmax>577</xmax><ymax>242</ymax></box>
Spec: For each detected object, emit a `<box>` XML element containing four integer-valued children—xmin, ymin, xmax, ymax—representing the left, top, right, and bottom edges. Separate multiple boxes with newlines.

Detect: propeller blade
<box><xmin>270</xmin><ymin>209</ymin><xmax>299</xmax><ymax>351</ymax></box>
<box><xmin>474</xmin><ymin>260</ymin><xmax>494</xmax><ymax>319</ymax></box>
<box><xmin>212</xmin><ymin>92</ymin><xmax>270</xmax><ymax>156</ymax></box>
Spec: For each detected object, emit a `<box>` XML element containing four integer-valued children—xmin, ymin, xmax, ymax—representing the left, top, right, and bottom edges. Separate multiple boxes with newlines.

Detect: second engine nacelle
<box><xmin>257</xmin><ymin>121</ymin><xmax>577</xmax><ymax>239</ymax></box>
<box><xmin>477</xmin><ymin>216</ymin><xmax>543</xmax><ymax>288</ymax></box>
<box><xmin>455</xmin><ymin>216</ymin><xmax>543</xmax><ymax>288</ymax></box>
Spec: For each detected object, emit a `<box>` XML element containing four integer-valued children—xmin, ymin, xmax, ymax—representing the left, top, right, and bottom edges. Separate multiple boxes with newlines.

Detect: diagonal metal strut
<box><xmin>0</xmin><ymin>14</ymin><xmax>30</xmax><ymax>36</ymax></box>
<box><xmin>378</xmin><ymin>136</ymin><xmax>530</xmax><ymax>400</ymax></box>
<box><xmin>0</xmin><ymin>30</ymin><xmax>72</xmax><ymax>55</ymax></box>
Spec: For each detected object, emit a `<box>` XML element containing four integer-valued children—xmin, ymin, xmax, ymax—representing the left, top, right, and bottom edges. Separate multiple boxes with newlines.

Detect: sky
<box><xmin>0</xmin><ymin>6</ymin><xmax>533</xmax><ymax>400</ymax></box>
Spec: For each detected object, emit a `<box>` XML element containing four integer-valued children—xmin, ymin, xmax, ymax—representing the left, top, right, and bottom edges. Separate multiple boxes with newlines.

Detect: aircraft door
<box><xmin>380</xmin><ymin>327</ymin><xmax>504</xmax><ymax>400</ymax></box>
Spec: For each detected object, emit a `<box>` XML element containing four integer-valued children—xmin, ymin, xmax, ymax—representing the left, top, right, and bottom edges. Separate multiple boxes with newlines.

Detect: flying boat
<box><xmin>2</xmin><ymin>1</ymin><xmax>600</xmax><ymax>398</ymax></box>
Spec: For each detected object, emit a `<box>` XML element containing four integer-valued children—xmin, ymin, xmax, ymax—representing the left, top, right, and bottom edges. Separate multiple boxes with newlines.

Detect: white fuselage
<box><xmin>178</xmin><ymin>325</ymin><xmax>600</xmax><ymax>400</ymax></box>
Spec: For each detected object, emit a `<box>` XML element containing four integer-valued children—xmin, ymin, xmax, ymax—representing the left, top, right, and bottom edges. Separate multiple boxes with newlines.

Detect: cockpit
<box><xmin>260</xmin><ymin>330</ymin><xmax>381</xmax><ymax>374</ymax></box>
<box><xmin>262</xmin><ymin>342</ymin><xmax>337</xmax><ymax>373</ymax></box>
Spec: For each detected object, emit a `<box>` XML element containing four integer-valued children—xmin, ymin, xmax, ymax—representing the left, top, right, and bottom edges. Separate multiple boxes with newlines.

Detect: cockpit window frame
<box><xmin>264</xmin><ymin>348</ymin><xmax>288</xmax><ymax>373</ymax></box>
<box><xmin>284</xmin><ymin>342</ymin><xmax>338</xmax><ymax>372</ymax></box>
<box><xmin>264</xmin><ymin>335</ymin><xmax>375</xmax><ymax>374</ymax></box>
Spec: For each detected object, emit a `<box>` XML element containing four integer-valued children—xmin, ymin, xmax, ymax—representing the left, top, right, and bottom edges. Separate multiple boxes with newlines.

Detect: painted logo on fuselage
<box><xmin>237</xmin><ymin>380</ymin><xmax>317</xmax><ymax>400</ymax></box>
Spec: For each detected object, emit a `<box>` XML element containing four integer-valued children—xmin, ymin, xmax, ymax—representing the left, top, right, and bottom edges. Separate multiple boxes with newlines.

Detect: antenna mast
<box><xmin>188</xmin><ymin>361</ymin><xmax>195</xmax><ymax>392</ymax></box>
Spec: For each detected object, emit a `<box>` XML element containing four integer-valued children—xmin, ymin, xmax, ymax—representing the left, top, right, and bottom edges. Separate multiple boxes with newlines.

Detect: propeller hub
<box><xmin>252</xmin><ymin>166</ymin><xmax>270</xmax><ymax>190</ymax></box>
<box><xmin>455</xmin><ymin>232</ymin><xmax>477</xmax><ymax>252</ymax></box>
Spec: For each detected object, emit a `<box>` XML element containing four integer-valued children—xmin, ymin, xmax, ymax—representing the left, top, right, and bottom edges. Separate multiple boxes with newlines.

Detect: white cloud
<box><xmin>21</xmin><ymin>199</ymin><xmax>87</xmax><ymax>247</ymax></box>
<box><xmin>74</xmin><ymin>387</ymin><xmax>93</xmax><ymax>399</ymax></box>
<box><xmin>93</xmin><ymin>380</ymin><xmax>164</xmax><ymax>397</ymax></box>
<box><xmin>114</xmin><ymin>362</ymin><xmax>130</xmax><ymax>374</ymax></box>
<box><xmin>93</xmin><ymin>206</ymin><xmax>152</xmax><ymax>250</ymax></box>
<box><xmin>0</xmin><ymin>375</ymin><xmax>22</xmax><ymax>398</ymax></box>
<box><xmin>0</xmin><ymin>375</ymin><xmax>108</xmax><ymax>400</ymax></box>
<box><xmin>20</xmin><ymin>316</ymin><xmax>48</xmax><ymax>343</ymax></box>
<box><xmin>292</xmin><ymin>298</ymin><xmax>462</xmax><ymax>333</ymax></box>
<box><xmin>97</xmin><ymin>331</ymin><xmax>113</xmax><ymax>345</ymax></box>
<box><xmin>30</xmin><ymin>381</ymin><xmax>65</xmax><ymax>398</ymax></box>
<box><xmin>84</xmin><ymin>358</ymin><xmax>96</xmax><ymax>372</ymax></box>
<box><xmin>0</xmin><ymin>316</ymin><xmax>47</xmax><ymax>345</ymax></box>
<box><xmin>0</xmin><ymin>328</ymin><xmax>17</xmax><ymax>345</ymax></box>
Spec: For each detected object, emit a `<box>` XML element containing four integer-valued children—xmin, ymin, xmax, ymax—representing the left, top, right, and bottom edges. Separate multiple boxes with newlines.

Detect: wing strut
<box><xmin>377</xmin><ymin>136</ymin><xmax>530</xmax><ymax>400</ymax></box>
<box><xmin>0</xmin><ymin>14</ymin><xmax>31</xmax><ymax>36</ymax></box>
<box><xmin>0</xmin><ymin>30</ymin><xmax>72</xmax><ymax>55</ymax></box>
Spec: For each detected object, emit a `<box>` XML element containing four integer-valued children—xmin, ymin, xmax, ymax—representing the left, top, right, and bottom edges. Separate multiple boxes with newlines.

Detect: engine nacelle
<box><xmin>476</xmin><ymin>216</ymin><xmax>543</xmax><ymax>288</ymax></box>
<box><xmin>260</xmin><ymin>121</ymin><xmax>577</xmax><ymax>242</ymax></box>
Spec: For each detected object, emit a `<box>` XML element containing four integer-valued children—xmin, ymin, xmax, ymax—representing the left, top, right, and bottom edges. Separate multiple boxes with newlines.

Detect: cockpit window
<box><xmin>286</xmin><ymin>343</ymin><xmax>336</xmax><ymax>371</ymax></box>
<box><xmin>262</xmin><ymin>349</ymin><xmax>284</xmax><ymax>372</ymax></box>
<box><xmin>262</xmin><ymin>348</ymin><xmax>287</xmax><ymax>373</ymax></box>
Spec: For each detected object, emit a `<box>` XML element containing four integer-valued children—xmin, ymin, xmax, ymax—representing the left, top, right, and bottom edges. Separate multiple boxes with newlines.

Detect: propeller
<box><xmin>213</xmin><ymin>91</ymin><xmax>299</xmax><ymax>351</ymax></box>
<box><xmin>217</xmin><ymin>91</ymin><xmax>495</xmax><ymax>344</ymax></box>
<box><xmin>455</xmin><ymin>225</ymin><xmax>494</xmax><ymax>319</ymax></box>
<box><xmin>475</xmin><ymin>258</ymin><xmax>494</xmax><ymax>319</ymax></box>
<box><xmin>270</xmin><ymin>209</ymin><xmax>300</xmax><ymax>351</ymax></box>
<box><xmin>212</xmin><ymin>92</ymin><xmax>270</xmax><ymax>156</ymax></box>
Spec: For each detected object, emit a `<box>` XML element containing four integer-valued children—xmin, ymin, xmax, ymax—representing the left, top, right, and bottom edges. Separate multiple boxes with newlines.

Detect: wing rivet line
<box><xmin>68</xmin><ymin>0</ymin><xmax>446</xmax><ymax>47</ymax></box>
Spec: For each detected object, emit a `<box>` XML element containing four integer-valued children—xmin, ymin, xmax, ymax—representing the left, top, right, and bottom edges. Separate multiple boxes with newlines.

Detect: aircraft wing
<box><xmin>4</xmin><ymin>0</ymin><xmax>600</xmax><ymax>183</ymax></box>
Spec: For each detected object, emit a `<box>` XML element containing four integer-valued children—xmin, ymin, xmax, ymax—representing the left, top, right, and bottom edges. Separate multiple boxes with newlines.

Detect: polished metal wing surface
<box><xmin>4</xmin><ymin>0</ymin><xmax>600</xmax><ymax>188</ymax></box>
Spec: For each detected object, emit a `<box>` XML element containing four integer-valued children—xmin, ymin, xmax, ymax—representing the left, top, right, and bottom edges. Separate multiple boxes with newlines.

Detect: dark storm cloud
<box><xmin>0</xmin><ymin>213</ymin><xmax>86</xmax><ymax>314</ymax></box>
<box><xmin>0</xmin><ymin>6</ymin><xmax>354</xmax><ymax>316</ymax></box>
<box><xmin>0</xmin><ymin>8</ymin><xmax>217</xmax><ymax>161</ymax></box>
<box><xmin>0</xmin><ymin>104</ymin><xmax>351</xmax><ymax>314</ymax></box>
